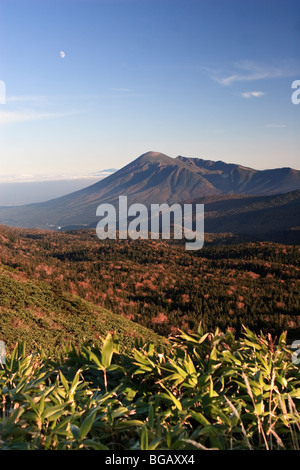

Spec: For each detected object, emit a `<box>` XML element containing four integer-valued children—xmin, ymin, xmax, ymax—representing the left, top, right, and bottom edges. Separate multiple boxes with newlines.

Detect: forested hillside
<box><xmin>0</xmin><ymin>225</ymin><xmax>299</xmax><ymax>347</ymax></box>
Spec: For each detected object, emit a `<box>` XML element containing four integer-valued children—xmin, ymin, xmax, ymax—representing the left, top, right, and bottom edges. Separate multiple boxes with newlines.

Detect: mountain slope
<box><xmin>0</xmin><ymin>151</ymin><xmax>299</xmax><ymax>229</ymax></box>
<box><xmin>177</xmin><ymin>156</ymin><xmax>300</xmax><ymax>195</ymax></box>
<box><xmin>199</xmin><ymin>189</ymin><xmax>300</xmax><ymax>243</ymax></box>
<box><xmin>0</xmin><ymin>263</ymin><xmax>167</xmax><ymax>356</ymax></box>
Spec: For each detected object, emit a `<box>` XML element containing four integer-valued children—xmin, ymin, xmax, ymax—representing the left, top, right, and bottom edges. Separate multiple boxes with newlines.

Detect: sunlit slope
<box><xmin>0</xmin><ymin>264</ymin><xmax>167</xmax><ymax>356</ymax></box>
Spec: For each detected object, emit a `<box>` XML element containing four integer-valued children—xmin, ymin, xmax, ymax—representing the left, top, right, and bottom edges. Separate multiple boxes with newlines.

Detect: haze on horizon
<box><xmin>0</xmin><ymin>0</ymin><xmax>299</xmax><ymax>186</ymax></box>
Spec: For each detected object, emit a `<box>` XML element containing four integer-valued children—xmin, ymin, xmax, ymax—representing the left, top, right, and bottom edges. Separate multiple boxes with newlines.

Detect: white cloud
<box><xmin>0</xmin><ymin>169</ymin><xmax>117</xmax><ymax>183</ymax></box>
<box><xmin>265</xmin><ymin>124</ymin><xmax>286</xmax><ymax>128</ymax></box>
<box><xmin>6</xmin><ymin>95</ymin><xmax>48</xmax><ymax>103</ymax></box>
<box><xmin>206</xmin><ymin>59</ymin><xmax>300</xmax><ymax>86</ymax></box>
<box><xmin>0</xmin><ymin>109</ymin><xmax>81</xmax><ymax>124</ymax></box>
<box><xmin>215</xmin><ymin>69</ymin><xmax>274</xmax><ymax>86</ymax></box>
<box><xmin>240</xmin><ymin>91</ymin><xmax>265</xmax><ymax>98</ymax></box>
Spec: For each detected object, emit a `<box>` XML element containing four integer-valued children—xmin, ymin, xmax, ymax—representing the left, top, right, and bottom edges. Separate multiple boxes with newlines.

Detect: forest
<box><xmin>0</xmin><ymin>224</ymin><xmax>299</xmax><ymax>451</ymax></box>
<box><xmin>0</xmin><ymin>225</ymin><xmax>299</xmax><ymax>347</ymax></box>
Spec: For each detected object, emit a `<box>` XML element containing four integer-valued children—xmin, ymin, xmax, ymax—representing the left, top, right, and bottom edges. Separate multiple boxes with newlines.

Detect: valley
<box><xmin>0</xmin><ymin>224</ymin><xmax>299</xmax><ymax>356</ymax></box>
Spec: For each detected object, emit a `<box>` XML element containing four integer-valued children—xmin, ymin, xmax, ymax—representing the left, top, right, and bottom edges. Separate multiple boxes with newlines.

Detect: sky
<box><xmin>0</xmin><ymin>0</ymin><xmax>300</xmax><ymax>184</ymax></box>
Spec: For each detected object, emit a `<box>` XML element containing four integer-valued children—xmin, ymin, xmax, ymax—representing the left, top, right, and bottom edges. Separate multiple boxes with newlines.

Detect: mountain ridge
<box><xmin>0</xmin><ymin>151</ymin><xmax>299</xmax><ymax>230</ymax></box>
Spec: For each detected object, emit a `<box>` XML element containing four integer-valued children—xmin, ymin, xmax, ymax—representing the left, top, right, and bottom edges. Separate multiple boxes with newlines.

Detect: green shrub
<box><xmin>0</xmin><ymin>326</ymin><xmax>299</xmax><ymax>450</ymax></box>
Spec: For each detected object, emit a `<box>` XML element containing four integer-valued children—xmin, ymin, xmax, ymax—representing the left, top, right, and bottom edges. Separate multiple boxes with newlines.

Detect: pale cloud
<box><xmin>6</xmin><ymin>95</ymin><xmax>48</xmax><ymax>102</ymax></box>
<box><xmin>206</xmin><ymin>59</ymin><xmax>300</xmax><ymax>86</ymax></box>
<box><xmin>109</xmin><ymin>88</ymin><xmax>131</xmax><ymax>92</ymax></box>
<box><xmin>0</xmin><ymin>169</ymin><xmax>117</xmax><ymax>183</ymax></box>
<box><xmin>265</xmin><ymin>123</ymin><xmax>286</xmax><ymax>128</ymax></box>
<box><xmin>0</xmin><ymin>80</ymin><xmax>6</xmax><ymax>104</ymax></box>
<box><xmin>240</xmin><ymin>91</ymin><xmax>265</xmax><ymax>98</ymax></box>
<box><xmin>215</xmin><ymin>68</ymin><xmax>275</xmax><ymax>86</ymax></box>
<box><xmin>0</xmin><ymin>109</ymin><xmax>80</xmax><ymax>124</ymax></box>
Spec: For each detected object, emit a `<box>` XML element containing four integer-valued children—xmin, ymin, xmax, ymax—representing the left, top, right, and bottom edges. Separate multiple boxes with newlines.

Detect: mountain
<box><xmin>0</xmin><ymin>151</ymin><xmax>299</xmax><ymax>230</ymax></box>
<box><xmin>195</xmin><ymin>190</ymin><xmax>300</xmax><ymax>243</ymax></box>
<box><xmin>177</xmin><ymin>156</ymin><xmax>300</xmax><ymax>195</ymax></box>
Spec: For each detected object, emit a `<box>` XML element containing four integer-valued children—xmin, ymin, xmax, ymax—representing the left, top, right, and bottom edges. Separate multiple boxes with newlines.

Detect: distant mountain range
<box><xmin>0</xmin><ymin>151</ymin><xmax>299</xmax><ymax>242</ymax></box>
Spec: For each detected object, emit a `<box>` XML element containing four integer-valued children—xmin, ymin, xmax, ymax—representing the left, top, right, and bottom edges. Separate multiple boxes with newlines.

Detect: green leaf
<box><xmin>148</xmin><ymin>437</ymin><xmax>162</xmax><ymax>450</ymax></box>
<box><xmin>189</xmin><ymin>410</ymin><xmax>210</xmax><ymax>426</ymax></box>
<box><xmin>59</xmin><ymin>371</ymin><xmax>69</xmax><ymax>392</ymax></box>
<box><xmin>101</xmin><ymin>334</ymin><xmax>114</xmax><ymax>369</ymax></box>
<box><xmin>184</xmin><ymin>354</ymin><xmax>197</xmax><ymax>376</ymax></box>
<box><xmin>83</xmin><ymin>347</ymin><xmax>103</xmax><ymax>369</ymax></box>
<box><xmin>43</xmin><ymin>402</ymin><xmax>69</xmax><ymax>420</ymax></box>
<box><xmin>140</xmin><ymin>426</ymin><xmax>149</xmax><ymax>450</ymax></box>
<box><xmin>148</xmin><ymin>403</ymin><xmax>154</xmax><ymax>429</ymax></box>
<box><xmin>70</xmin><ymin>424</ymin><xmax>80</xmax><ymax>440</ymax></box>
<box><xmin>287</xmin><ymin>389</ymin><xmax>300</xmax><ymax>398</ymax></box>
<box><xmin>198</xmin><ymin>333</ymin><xmax>209</xmax><ymax>344</ymax></box>
<box><xmin>67</xmin><ymin>371</ymin><xmax>82</xmax><ymax>401</ymax></box>
<box><xmin>79</xmin><ymin>409</ymin><xmax>97</xmax><ymax>440</ymax></box>
<box><xmin>114</xmin><ymin>419</ymin><xmax>144</xmax><ymax>430</ymax></box>
<box><xmin>159</xmin><ymin>390</ymin><xmax>182</xmax><ymax>410</ymax></box>
<box><xmin>178</xmin><ymin>331</ymin><xmax>199</xmax><ymax>344</ymax></box>
<box><xmin>81</xmin><ymin>439</ymin><xmax>109</xmax><ymax>450</ymax></box>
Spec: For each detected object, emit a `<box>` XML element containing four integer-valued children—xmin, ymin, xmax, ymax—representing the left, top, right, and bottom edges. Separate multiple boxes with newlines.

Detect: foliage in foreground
<box><xmin>0</xmin><ymin>326</ymin><xmax>299</xmax><ymax>450</ymax></box>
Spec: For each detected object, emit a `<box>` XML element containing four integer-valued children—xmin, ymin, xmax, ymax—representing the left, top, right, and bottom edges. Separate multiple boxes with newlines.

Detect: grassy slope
<box><xmin>0</xmin><ymin>264</ymin><xmax>167</xmax><ymax>356</ymax></box>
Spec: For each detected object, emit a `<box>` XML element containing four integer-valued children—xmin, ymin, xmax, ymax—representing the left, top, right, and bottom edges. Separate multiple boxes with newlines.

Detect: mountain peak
<box><xmin>141</xmin><ymin>151</ymin><xmax>164</xmax><ymax>158</ymax></box>
<box><xmin>0</xmin><ymin>151</ymin><xmax>300</xmax><ymax>230</ymax></box>
<box><xmin>136</xmin><ymin>151</ymin><xmax>174</xmax><ymax>164</ymax></box>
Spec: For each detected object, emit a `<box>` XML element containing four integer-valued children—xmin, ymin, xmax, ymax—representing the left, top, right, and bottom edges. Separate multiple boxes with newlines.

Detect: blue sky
<box><xmin>0</xmin><ymin>0</ymin><xmax>299</xmax><ymax>180</ymax></box>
